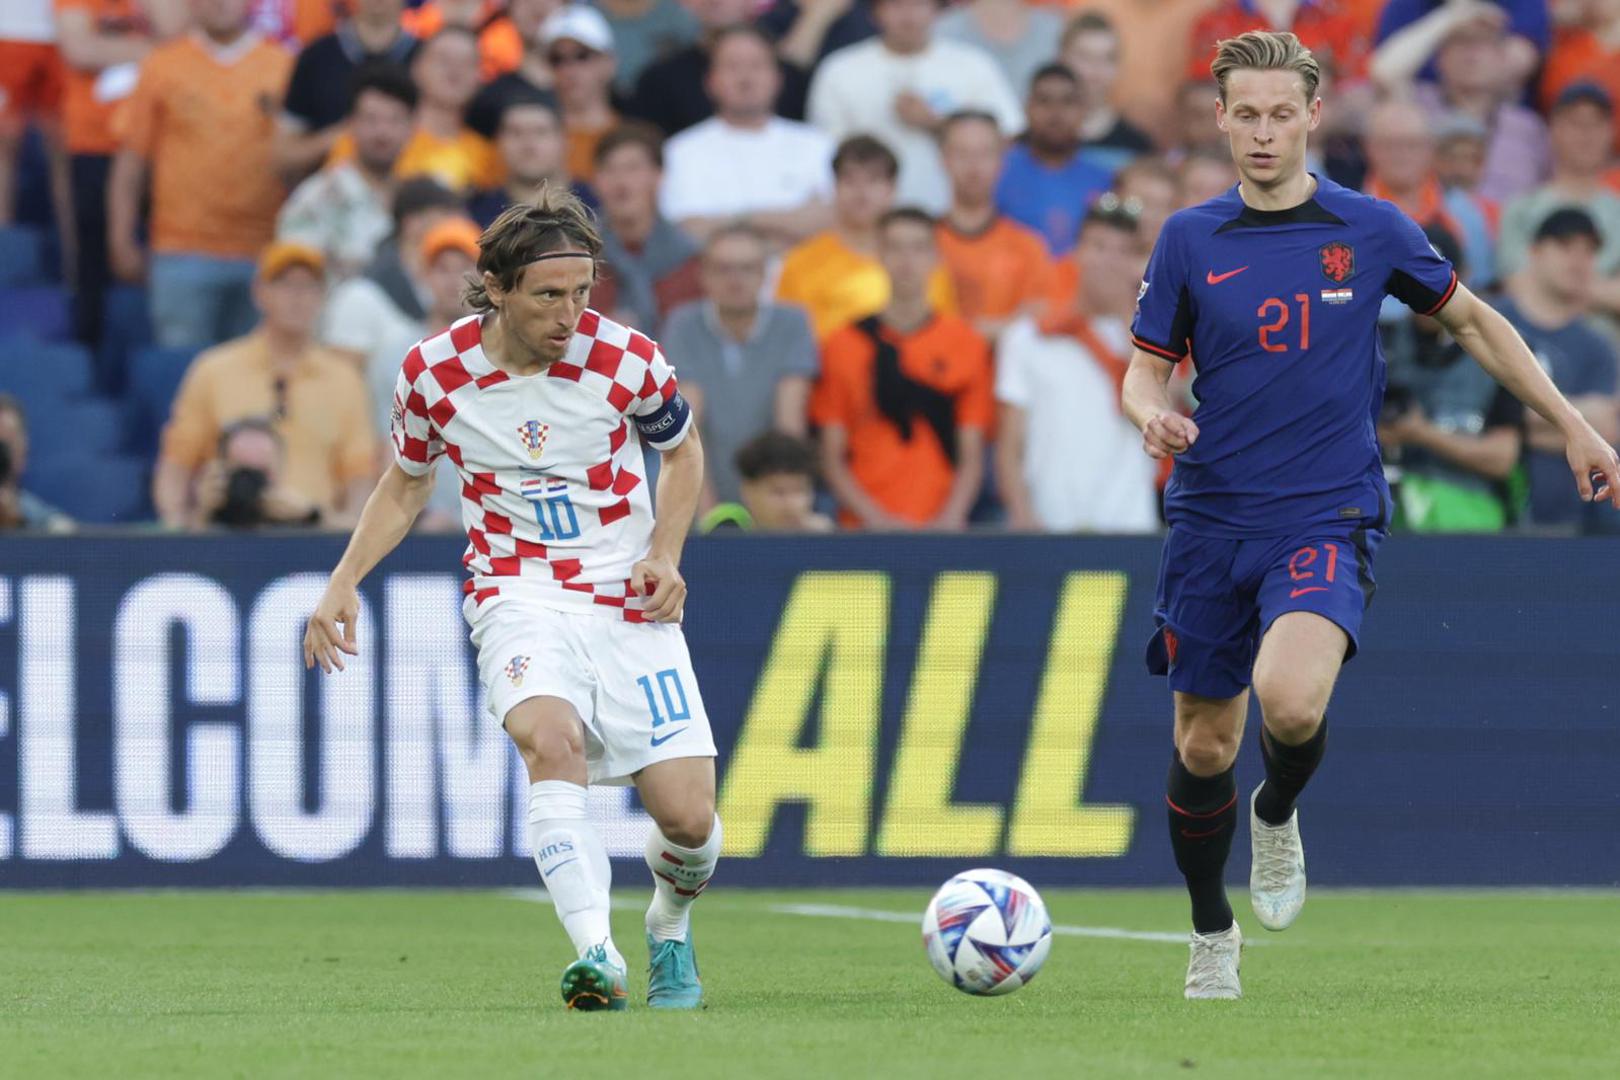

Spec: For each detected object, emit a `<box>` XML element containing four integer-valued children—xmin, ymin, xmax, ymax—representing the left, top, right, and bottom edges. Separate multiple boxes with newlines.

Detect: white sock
<box><xmin>529</xmin><ymin>780</ymin><xmax>622</xmax><ymax>969</ymax></box>
<box><xmin>645</xmin><ymin>814</ymin><xmax>721</xmax><ymax>942</ymax></box>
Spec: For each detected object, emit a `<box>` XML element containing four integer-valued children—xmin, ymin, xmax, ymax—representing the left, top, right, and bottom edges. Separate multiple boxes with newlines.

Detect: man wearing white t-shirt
<box><xmin>807</xmin><ymin>0</ymin><xmax>1022</xmax><ymax>214</ymax></box>
<box><xmin>995</xmin><ymin>199</ymin><xmax>1158</xmax><ymax>533</ymax></box>
<box><xmin>659</xmin><ymin>25</ymin><xmax>832</xmax><ymax>248</ymax></box>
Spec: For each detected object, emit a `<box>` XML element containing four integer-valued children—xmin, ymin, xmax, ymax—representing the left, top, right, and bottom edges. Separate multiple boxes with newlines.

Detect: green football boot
<box><xmin>646</xmin><ymin>933</ymin><xmax>703</xmax><ymax>1010</ymax></box>
<box><xmin>560</xmin><ymin>944</ymin><xmax>628</xmax><ymax>1011</ymax></box>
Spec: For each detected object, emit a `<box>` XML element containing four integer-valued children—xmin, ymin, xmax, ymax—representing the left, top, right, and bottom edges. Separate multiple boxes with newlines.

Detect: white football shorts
<box><xmin>471</xmin><ymin>595</ymin><xmax>717</xmax><ymax>785</ymax></box>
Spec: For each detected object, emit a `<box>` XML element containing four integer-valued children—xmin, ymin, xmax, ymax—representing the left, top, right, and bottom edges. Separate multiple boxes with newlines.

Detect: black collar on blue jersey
<box><xmin>1215</xmin><ymin>200</ymin><xmax>1348</xmax><ymax>233</ymax></box>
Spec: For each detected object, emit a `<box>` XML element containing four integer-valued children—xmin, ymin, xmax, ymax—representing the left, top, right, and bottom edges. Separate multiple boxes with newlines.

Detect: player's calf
<box><xmin>637</xmin><ymin>759</ymin><xmax>719</xmax><ymax>1009</ymax></box>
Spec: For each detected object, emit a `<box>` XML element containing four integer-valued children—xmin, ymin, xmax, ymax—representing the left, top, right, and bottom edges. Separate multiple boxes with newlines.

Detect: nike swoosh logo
<box><xmin>1206</xmin><ymin>266</ymin><xmax>1250</xmax><ymax>285</ymax></box>
<box><xmin>650</xmin><ymin>726</ymin><xmax>689</xmax><ymax>747</ymax></box>
<box><xmin>1288</xmin><ymin>586</ymin><xmax>1329</xmax><ymax>598</ymax></box>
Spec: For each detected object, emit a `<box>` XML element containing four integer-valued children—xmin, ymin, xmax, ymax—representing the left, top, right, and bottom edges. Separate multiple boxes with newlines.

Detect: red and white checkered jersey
<box><xmin>389</xmin><ymin>310</ymin><xmax>692</xmax><ymax>622</ymax></box>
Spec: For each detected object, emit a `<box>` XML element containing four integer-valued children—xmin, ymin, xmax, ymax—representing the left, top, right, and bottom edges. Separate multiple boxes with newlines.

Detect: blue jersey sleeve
<box><xmin>1131</xmin><ymin>217</ymin><xmax>1194</xmax><ymax>362</ymax></box>
<box><xmin>1383</xmin><ymin>205</ymin><xmax>1459</xmax><ymax>317</ymax></box>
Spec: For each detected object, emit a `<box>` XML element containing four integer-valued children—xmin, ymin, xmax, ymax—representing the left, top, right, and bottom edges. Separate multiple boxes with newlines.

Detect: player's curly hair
<box><xmin>1210</xmin><ymin>30</ymin><xmax>1321</xmax><ymax>104</ymax></box>
<box><xmin>464</xmin><ymin>181</ymin><xmax>603</xmax><ymax>313</ymax></box>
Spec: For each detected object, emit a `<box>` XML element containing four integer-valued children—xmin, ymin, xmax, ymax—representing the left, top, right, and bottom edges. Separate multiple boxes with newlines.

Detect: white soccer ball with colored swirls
<box><xmin>922</xmin><ymin>869</ymin><xmax>1052</xmax><ymax>995</ymax></box>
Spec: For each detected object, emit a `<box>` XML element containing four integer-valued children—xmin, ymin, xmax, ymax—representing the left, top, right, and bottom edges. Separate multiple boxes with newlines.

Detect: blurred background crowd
<box><xmin>0</xmin><ymin>0</ymin><xmax>1617</xmax><ymax>536</ymax></box>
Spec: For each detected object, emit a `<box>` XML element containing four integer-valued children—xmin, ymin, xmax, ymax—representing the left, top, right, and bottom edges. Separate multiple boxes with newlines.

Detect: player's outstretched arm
<box><xmin>304</xmin><ymin>464</ymin><xmax>436</xmax><ymax>673</ymax></box>
<box><xmin>1435</xmin><ymin>284</ymin><xmax>1620</xmax><ymax>508</ymax></box>
<box><xmin>1122</xmin><ymin>349</ymin><xmax>1200</xmax><ymax>460</ymax></box>
<box><xmin>634</xmin><ymin>426</ymin><xmax>705</xmax><ymax>624</ymax></box>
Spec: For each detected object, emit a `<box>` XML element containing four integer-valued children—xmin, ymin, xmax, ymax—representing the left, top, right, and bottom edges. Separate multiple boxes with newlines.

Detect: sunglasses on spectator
<box><xmin>1093</xmin><ymin>192</ymin><xmax>1143</xmax><ymax>220</ymax></box>
<box><xmin>547</xmin><ymin>47</ymin><xmax>598</xmax><ymax>67</ymax></box>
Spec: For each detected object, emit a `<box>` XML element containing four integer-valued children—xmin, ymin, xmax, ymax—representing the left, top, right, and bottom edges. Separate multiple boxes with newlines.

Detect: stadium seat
<box><xmin>0</xmin><ymin>225</ymin><xmax>47</xmax><ymax>286</ymax></box>
<box><xmin>24</xmin><ymin>396</ymin><xmax>128</xmax><ymax>461</ymax></box>
<box><xmin>22</xmin><ymin>452</ymin><xmax>152</xmax><ymax>524</ymax></box>
<box><xmin>98</xmin><ymin>285</ymin><xmax>154</xmax><ymax>393</ymax></box>
<box><xmin>0</xmin><ymin>338</ymin><xmax>95</xmax><ymax>404</ymax></box>
<box><xmin>128</xmin><ymin>344</ymin><xmax>200</xmax><ymax>455</ymax></box>
<box><xmin>0</xmin><ymin>286</ymin><xmax>72</xmax><ymax>341</ymax></box>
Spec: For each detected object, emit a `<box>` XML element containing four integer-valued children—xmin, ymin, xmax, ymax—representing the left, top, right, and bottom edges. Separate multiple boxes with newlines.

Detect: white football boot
<box><xmin>1249</xmin><ymin>784</ymin><xmax>1307</xmax><ymax>931</ymax></box>
<box><xmin>1183</xmin><ymin>922</ymin><xmax>1243</xmax><ymax>1000</ymax></box>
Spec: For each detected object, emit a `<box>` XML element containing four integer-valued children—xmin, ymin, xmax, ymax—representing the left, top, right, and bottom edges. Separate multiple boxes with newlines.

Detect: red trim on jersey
<box><xmin>1420</xmin><ymin>270</ymin><xmax>1459</xmax><ymax>317</ymax></box>
<box><xmin>470</xmin><ymin>472</ymin><xmax>500</xmax><ymax>496</ymax></box>
<box><xmin>561</xmin><ymin>580</ymin><xmax>595</xmax><ymax>594</ymax></box>
<box><xmin>474</xmin><ymin>370</ymin><xmax>509</xmax><ymax>390</ymax></box>
<box><xmin>657</xmin><ymin>375</ymin><xmax>677</xmax><ymax>404</ymax></box>
<box><xmin>484</xmin><ymin>511</ymin><xmax>512</xmax><ymax>534</ymax></box>
<box><xmin>576</xmin><ymin>309</ymin><xmax>600</xmax><ymax>337</ymax></box>
<box><xmin>550</xmin><ymin>558</ymin><xmax>583</xmax><ymax>580</ymax></box>
<box><xmin>445</xmin><ymin>442</ymin><xmax>464</xmax><ymax>466</ymax></box>
<box><xmin>606</xmin><ymin>382</ymin><xmax>634</xmax><ymax>411</ymax></box>
<box><xmin>515</xmin><ymin>538</ymin><xmax>548</xmax><ymax>559</ymax></box>
<box><xmin>1132</xmin><ymin>336</ymin><xmax>1186</xmax><ymax>362</ymax></box>
<box><xmin>586</xmin><ymin>461</ymin><xmax>613</xmax><ymax>490</ymax></box>
<box><xmin>611</xmin><ymin>468</ymin><xmax>640</xmax><ymax>496</ymax></box>
<box><xmin>488</xmin><ymin>555</ymin><xmax>519</xmax><ymax>576</ymax></box>
<box><xmin>548</xmin><ymin>360</ymin><xmax>584</xmax><ymax>381</ymax></box>
<box><xmin>608</xmin><ymin>421</ymin><xmax>628</xmax><ymax>453</ymax></box>
<box><xmin>404</xmin><ymin>388</ymin><xmax>429</xmax><ymax>420</ymax></box>
<box><xmin>638</xmin><ymin>369</ymin><xmax>659</xmax><ymax>401</ymax></box>
<box><xmin>600</xmin><ymin>498</ymin><xmax>631</xmax><ymax>525</ymax></box>
<box><xmin>473</xmin><ymin>586</ymin><xmax>499</xmax><ymax>606</ymax></box>
<box><xmin>594</xmin><ymin>593</ymin><xmax>627</xmax><ymax>609</ymax></box>
<box><xmin>468</xmin><ymin>528</ymin><xmax>490</xmax><ymax>555</ymax></box>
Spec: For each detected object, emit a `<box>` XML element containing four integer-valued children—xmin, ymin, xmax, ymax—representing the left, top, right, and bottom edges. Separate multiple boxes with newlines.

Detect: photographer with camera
<box><xmin>191</xmin><ymin>418</ymin><xmax>322</xmax><ymax>530</ymax></box>
<box><xmin>153</xmin><ymin>241</ymin><xmax>376</xmax><ymax>532</ymax></box>
<box><xmin>0</xmin><ymin>395</ymin><xmax>73</xmax><ymax>533</ymax></box>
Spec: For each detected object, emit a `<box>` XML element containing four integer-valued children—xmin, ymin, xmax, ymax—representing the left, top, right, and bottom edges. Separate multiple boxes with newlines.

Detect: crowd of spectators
<box><xmin>1</xmin><ymin>0</ymin><xmax>1618</xmax><ymax>535</ymax></box>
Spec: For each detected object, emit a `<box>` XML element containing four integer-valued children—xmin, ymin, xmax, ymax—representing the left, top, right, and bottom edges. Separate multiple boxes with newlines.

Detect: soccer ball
<box><xmin>922</xmin><ymin>869</ymin><xmax>1052</xmax><ymax>996</ymax></box>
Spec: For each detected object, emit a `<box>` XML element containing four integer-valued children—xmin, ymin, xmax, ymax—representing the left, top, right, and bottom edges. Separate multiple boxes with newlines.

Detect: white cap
<box><xmin>542</xmin><ymin>5</ymin><xmax>615</xmax><ymax>53</ymax></box>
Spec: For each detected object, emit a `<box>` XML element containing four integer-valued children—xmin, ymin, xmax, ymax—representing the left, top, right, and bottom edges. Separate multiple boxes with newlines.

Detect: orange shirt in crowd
<box><xmin>54</xmin><ymin>0</ymin><xmax>149</xmax><ymax>155</ymax></box>
<box><xmin>327</xmin><ymin>125</ymin><xmax>502</xmax><ymax>191</ymax></box>
<box><xmin>936</xmin><ymin>216</ymin><xmax>1054</xmax><ymax>325</ymax></box>
<box><xmin>1184</xmin><ymin>0</ymin><xmax>1369</xmax><ymax>82</ymax></box>
<box><xmin>811</xmin><ymin>314</ymin><xmax>994</xmax><ymax>526</ymax></box>
<box><xmin>160</xmin><ymin>331</ymin><xmax>376</xmax><ymax>514</ymax></box>
<box><xmin>568</xmin><ymin>112</ymin><xmax>619</xmax><ymax>185</ymax></box>
<box><xmin>119</xmin><ymin>32</ymin><xmax>292</xmax><ymax>257</ymax></box>
<box><xmin>1061</xmin><ymin>0</ymin><xmax>1220</xmax><ymax>145</ymax></box>
<box><xmin>403</xmin><ymin>1</ymin><xmax>523</xmax><ymax>80</ymax></box>
<box><xmin>776</xmin><ymin>231</ymin><xmax>958</xmax><ymax>340</ymax></box>
<box><xmin>1540</xmin><ymin>26</ymin><xmax>1620</xmax><ymax>146</ymax></box>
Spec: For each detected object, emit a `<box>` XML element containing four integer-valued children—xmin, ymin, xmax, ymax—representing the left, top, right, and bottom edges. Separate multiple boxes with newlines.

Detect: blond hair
<box><xmin>1210</xmin><ymin>30</ymin><xmax>1321</xmax><ymax>103</ymax></box>
<box><xmin>464</xmin><ymin>181</ymin><xmax>602</xmax><ymax>313</ymax></box>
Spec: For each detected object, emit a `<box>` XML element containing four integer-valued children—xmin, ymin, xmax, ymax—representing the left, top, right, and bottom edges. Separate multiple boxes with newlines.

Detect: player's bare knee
<box><xmin>1178</xmin><ymin>727</ymin><xmax>1239</xmax><ymax>776</ymax></box>
<box><xmin>654</xmin><ymin>802</ymin><xmax>714</xmax><ymax>848</ymax></box>
<box><xmin>506</xmin><ymin>705</ymin><xmax>587</xmax><ymax>775</ymax></box>
<box><xmin>1254</xmin><ymin>682</ymin><xmax>1325</xmax><ymax>744</ymax></box>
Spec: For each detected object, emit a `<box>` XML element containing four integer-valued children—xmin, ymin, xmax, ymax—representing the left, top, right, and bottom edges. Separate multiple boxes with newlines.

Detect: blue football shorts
<box><xmin>1144</xmin><ymin>523</ymin><xmax>1385</xmax><ymax>700</ymax></box>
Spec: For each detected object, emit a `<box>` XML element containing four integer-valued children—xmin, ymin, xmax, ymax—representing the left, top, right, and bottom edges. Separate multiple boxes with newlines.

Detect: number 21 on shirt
<box><xmin>1257</xmin><ymin>293</ymin><xmax>1311</xmax><ymax>354</ymax></box>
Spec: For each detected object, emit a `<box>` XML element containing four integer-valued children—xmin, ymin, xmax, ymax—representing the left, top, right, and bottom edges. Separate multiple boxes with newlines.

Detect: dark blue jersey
<box><xmin>1131</xmin><ymin>175</ymin><xmax>1458</xmax><ymax>537</ymax></box>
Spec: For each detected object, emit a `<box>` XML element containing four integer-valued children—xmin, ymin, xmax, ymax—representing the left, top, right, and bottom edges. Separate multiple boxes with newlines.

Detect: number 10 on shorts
<box><xmin>638</xmin><ymin>668</ymin><xmax>690</xmax><ymax>729</ymax></box>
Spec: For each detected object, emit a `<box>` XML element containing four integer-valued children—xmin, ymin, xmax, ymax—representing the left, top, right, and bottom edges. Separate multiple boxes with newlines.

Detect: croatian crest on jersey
<box><xmin>504</xmin><ymin>655</ymin><xmax>530</xmax><ymax>687</ymax></box>
<box><xmin>516</xmin><ymin>420</ymin><xmax>549</xmax><ymax>460</ymax></box>
<box><xmin>1319</xmin><ymin>241</ymin><xmax>1355</xmax><ymax>284</ymax></box>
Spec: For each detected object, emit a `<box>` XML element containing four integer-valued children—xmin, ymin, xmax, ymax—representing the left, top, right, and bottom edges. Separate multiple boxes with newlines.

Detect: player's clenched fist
<box><xmin>1143</xmin><ymin>412</ymin><xmax>1200</xmax><ymax>459</ymax></box>
<box><xmin>304</xmin><ymin>579</ymin><xmax>361</xmax><ymax>673</ymax></box>
<box><xmin>632</xmin><ymin>555</ymin><xmax>687</xmax><ymax>623</ymax></box>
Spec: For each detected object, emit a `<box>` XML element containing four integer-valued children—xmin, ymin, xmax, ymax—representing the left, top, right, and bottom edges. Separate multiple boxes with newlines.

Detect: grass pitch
<box><xmin>3</xmin><ymin>888</ymin><xmax>1616</xmax><ymax>1079</ymax></box>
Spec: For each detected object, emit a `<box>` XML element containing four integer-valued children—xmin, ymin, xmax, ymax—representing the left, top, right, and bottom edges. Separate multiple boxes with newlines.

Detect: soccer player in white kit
<box><xmin>303</xmin><ymin>186</ymin><xmax>719</xmax><ymax>1012</ymax></box>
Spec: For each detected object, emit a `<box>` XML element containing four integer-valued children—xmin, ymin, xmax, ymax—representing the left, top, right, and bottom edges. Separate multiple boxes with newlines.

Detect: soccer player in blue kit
<box><xmin>1122</xmin><ymin>31</ymin><xmax>1620</xmax><ymax>1000</ymax></box>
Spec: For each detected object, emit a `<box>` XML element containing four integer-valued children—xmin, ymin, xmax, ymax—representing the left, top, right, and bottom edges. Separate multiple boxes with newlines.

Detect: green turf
<box><xmin>3</xmin><ymin>888</ymin><xmax>1617</xmax><ymax>1079</ymax></box>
